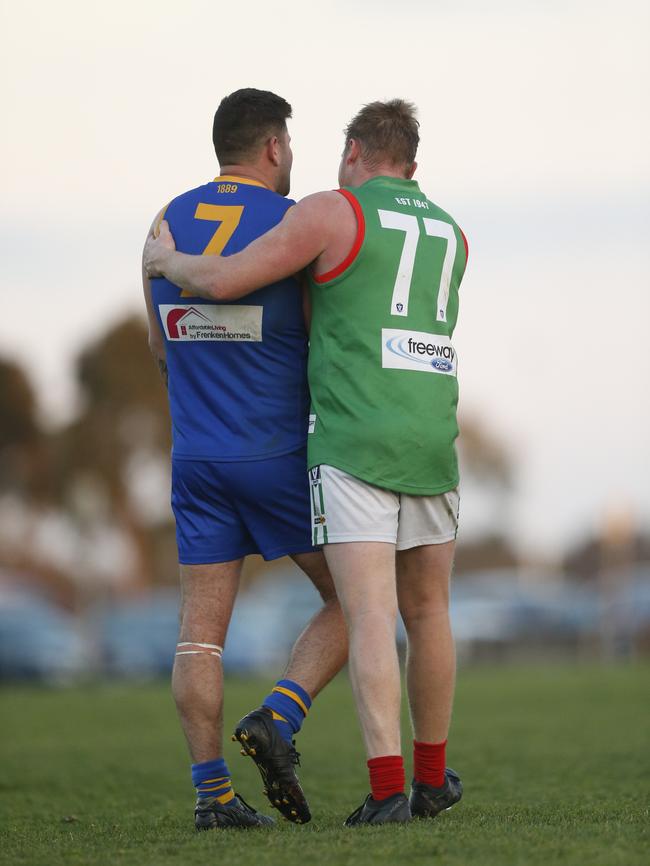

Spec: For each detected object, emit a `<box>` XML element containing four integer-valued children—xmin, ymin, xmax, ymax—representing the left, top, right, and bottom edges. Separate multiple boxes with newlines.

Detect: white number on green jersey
<box><xmin>378</xmin><ymin>211</ymin><xmax>419</xmax><ymax>317</ymax></box>
<box><xmin>378</xmin><ymin>210</ymin><xmax>457</xmax><ymax>323</ymax></box>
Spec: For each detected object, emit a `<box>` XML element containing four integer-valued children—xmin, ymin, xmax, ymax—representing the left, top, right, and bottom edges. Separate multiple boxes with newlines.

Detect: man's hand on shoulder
<box><xmin>143</xmin><ymin>219</ymin><xmax>177</xmax><ymax>278</ymax></box>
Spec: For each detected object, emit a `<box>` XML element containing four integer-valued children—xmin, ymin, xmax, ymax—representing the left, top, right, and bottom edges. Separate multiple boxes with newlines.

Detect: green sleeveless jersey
<box><xmin>307</xmin><ymin>176</ymin><xmax>468</xmax><ymax>495</ymax></box>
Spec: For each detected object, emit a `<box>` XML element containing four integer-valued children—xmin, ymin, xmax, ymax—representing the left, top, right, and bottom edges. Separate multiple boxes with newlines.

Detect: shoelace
<box><xmin>232</xmin><ymin>793</ymin><xmax>257</xmax><ymax>814</ymax></box>
<box><xmin>289</xmin><ymin>741</ymin><xmax>301</xmax><ymax>766</ymax></box>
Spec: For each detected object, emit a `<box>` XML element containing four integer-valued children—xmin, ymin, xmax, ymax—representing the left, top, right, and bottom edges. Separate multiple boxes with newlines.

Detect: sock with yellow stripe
<box><xmin>191</xmin><ymin>757</ymin><xmax>234</xmax><ymax>804</ymax></box>
<box><xmin>262</xmin><ymin>679</ymin><xmax>312</xmax><ymax>744</ymax></box>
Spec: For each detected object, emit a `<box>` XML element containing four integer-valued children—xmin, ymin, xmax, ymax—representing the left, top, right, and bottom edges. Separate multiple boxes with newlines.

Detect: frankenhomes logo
<box><xmin>166</xmin><ymin>307</ymin><xmax>216</xmax><ymax>339</ymax></box>
<box><xmin>158</xmin><ymin>304</ymin><xmax>263</xmax><ymax>342</ymax></box>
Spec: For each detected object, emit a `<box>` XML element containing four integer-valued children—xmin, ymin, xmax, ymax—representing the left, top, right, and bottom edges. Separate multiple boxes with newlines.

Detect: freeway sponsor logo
<box><xmin>381</xmin><ymin>328</ymin><xmax>457</xmax><ymax>375</ymax></box>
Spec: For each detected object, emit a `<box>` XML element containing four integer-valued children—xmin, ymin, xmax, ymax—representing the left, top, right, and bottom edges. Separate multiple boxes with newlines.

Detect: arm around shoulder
<box><xmin>142</xmin><ymin>192</ymin><xmax>343</xmax><ymax>301</ymax></box>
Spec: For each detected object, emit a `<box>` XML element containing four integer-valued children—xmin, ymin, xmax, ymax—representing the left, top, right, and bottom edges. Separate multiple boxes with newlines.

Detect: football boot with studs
<box><xmin>233</xmin><ymin>707</ymin><xmax>311</xmax><ymax>824</ymax></box>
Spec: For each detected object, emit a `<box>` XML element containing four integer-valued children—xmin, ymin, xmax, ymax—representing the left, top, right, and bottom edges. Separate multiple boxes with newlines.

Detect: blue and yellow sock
<box><xmin>262</xmin><ymin>679</ymin><xmax>312</xmax><ymax>744</ymax></box>
<box><xmin>191</xmin><ymin>757</ymin><xmax>234</xmax><ymax>805</ymax></box>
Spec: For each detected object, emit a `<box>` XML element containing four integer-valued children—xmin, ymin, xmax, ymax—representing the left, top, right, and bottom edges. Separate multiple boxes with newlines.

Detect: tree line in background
<box><xmin>0</xmin><ymin>316</ymin><xmax>645</xmax><ymax>611</ymax></box>
<box><xmin>0</xmin><ymin>317</ymin><xmax>172</xmax><ymax>608</ymax></box>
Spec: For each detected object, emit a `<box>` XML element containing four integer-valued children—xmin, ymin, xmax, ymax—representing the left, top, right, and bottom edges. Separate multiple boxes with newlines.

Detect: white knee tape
<box><xmin>175</xmin><ymin>641</ymin><xmax>223</xmax><ymax>658</ymax></box>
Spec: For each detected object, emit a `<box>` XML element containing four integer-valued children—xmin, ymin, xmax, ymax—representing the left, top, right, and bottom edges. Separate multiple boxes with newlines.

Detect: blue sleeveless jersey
<box><xmin>152</xmin><ymin>175</ymin><xmax>309</xmax><ymax>461</ymax></box>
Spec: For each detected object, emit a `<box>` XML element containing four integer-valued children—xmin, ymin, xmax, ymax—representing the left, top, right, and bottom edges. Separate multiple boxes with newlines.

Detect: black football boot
<box><xmin>344</xmin><ymin>792</ymin><xmax>411</xmax><ymax>826</ymax></box>
<box><xmin>194</xmin><ymin>793</ymin><xmax>275</xmax><ymax>830</ymax></box>
<box><xmin>409</xmin><ymin>768</ymin><xmax>463</xmax><ymax>819</ymax></box>
<box><xmin>233</xmin><ymin>707</ymin><xmax>311</xmax><ymax>824</ymax></box>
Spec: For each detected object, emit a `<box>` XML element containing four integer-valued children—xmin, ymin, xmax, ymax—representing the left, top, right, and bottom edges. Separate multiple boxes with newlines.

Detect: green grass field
<box><xmin>1</xmin><ymin>664</ymin><xmax>647</xmax><ymax>866</ymax></box>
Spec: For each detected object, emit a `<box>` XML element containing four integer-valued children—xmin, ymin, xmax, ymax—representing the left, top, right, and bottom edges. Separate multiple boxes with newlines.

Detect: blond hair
<box><xmin>344</xmin><ymin>99</ymin><xmax>419</xmax><ymax>170</ymax></box>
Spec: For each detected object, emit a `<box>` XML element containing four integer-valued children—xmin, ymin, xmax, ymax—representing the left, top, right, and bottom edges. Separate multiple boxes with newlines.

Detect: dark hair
<box><xmin>344</xmin><ymin>99</ymin><xmax>419</xmax><ymax>170</ymax></box>
<box><xmin>212</xmin><ymin>88</ymin><xmax>292</xmax><ymax>164</ymax></box>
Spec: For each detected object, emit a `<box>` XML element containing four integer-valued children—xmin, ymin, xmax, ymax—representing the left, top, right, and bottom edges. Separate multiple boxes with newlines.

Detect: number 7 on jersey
<box><xmin>378</xmin><ymin>209</ymin><xmax>457</xmax><ymax>322</ymax></box>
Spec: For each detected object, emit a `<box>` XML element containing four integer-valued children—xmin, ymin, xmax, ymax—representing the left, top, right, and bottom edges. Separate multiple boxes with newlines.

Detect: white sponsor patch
<box><xmin>308</xmin><ymin>414</ymin><xmax>317</xmax><ymax>434</ymax></box>
<box><xmin>382</xmin><ymin>328</ymin><xmax>457</xmax><ymax>376</ymax></box>
<box><xmin>159</xmin><ymin>304</ymin><xmax>262</xmax><ymax>341</ymax></box>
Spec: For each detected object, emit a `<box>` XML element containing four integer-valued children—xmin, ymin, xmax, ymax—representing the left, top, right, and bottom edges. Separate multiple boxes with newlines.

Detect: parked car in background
<box><xmin>96</xmin><ymin>590</ymin><xmax>180</xmax><ymax>678</ymax></box>
<box><xmin>0</xmin><ymin>586</ymin><xmax>89</xmax><ymax>683</ymax></box>
<box><xmin>225</xmin><ymin>572</ymin><xmax>322</xmax><ymax>672</ymax></box>
<box><xmin>1</xmin><ymin>563</ymin><xmax>647</xmax><ymax>683</ymax></box>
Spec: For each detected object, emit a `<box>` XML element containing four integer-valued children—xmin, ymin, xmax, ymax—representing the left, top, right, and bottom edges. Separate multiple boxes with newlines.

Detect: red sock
<box><xmin>367</xmin><ymin>755</ymin><xmax>405</xmax><ymax>801</ymax></box>
<box><xmin>413</xmin><ymin>739</ymin><xmax>447</xmax><ymax>788</ymax></box>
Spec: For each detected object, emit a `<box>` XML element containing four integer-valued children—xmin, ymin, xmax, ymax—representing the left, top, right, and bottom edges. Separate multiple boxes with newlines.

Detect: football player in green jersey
<box><xmin>144</xmin><ymin>99</ymin><xmax>467</xmax><ymax>826</ymax></box>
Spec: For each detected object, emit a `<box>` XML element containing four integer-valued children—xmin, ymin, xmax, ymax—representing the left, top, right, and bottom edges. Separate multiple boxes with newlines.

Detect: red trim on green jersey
<box><xmin>312</xmin><ymin>189</ymin><xmax>366</xmax><ymax>283</ymax></box>
<box><xmin>460</xmin><ymin>228</ymin><xmax>469</xmax><ymax>265</ymax></box>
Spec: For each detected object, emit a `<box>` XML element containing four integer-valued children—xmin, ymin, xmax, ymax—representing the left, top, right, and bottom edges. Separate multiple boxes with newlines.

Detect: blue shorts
<box><xmin>171</xmin><ymin>447</ymin><xmax>318</xmax><ymax>564</ymax></box>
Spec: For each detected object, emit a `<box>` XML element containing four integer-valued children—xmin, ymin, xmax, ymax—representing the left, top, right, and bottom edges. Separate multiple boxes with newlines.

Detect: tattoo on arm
<box><xmin>157</xmin><ymin>358</ymin><xmax>168</xmax><ymax>388</ymax></box>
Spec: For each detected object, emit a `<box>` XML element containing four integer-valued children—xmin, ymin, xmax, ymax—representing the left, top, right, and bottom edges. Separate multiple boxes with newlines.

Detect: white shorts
<box><xmin>309</xmin><ymin>464</ymin><xmax>459</xmax><ymax>549</ymax></box>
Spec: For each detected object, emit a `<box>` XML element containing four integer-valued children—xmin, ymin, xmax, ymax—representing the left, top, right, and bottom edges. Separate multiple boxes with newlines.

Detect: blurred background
<box><xmin>0</xmin><ymin>0</ymin><xmax>648</xmax><ymax>684</ymax></box>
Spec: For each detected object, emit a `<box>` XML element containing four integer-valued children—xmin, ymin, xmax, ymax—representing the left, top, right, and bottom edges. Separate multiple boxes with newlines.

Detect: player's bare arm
<box><xmin>142</xmin><ymin>209</ymin><xmax>168</xmax><ymax>386</ymax></box>
<box><xmin>143</xmin><ymin>191</ymin><xmax>357</xmax><ymax>300</ymax></box>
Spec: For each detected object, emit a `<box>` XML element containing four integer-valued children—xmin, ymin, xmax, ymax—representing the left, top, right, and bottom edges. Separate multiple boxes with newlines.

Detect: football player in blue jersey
<box><xmin>142</xmin><ymin>89</ymin><xmax>347</xmax><ymax>830</ymax></box>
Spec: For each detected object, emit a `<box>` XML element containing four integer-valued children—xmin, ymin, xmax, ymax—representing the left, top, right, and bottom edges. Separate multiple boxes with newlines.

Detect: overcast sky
<box><xmin>1</xmin><ymin>0</ymin><xmax>648</xmax><ymax>557</ymax></box>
